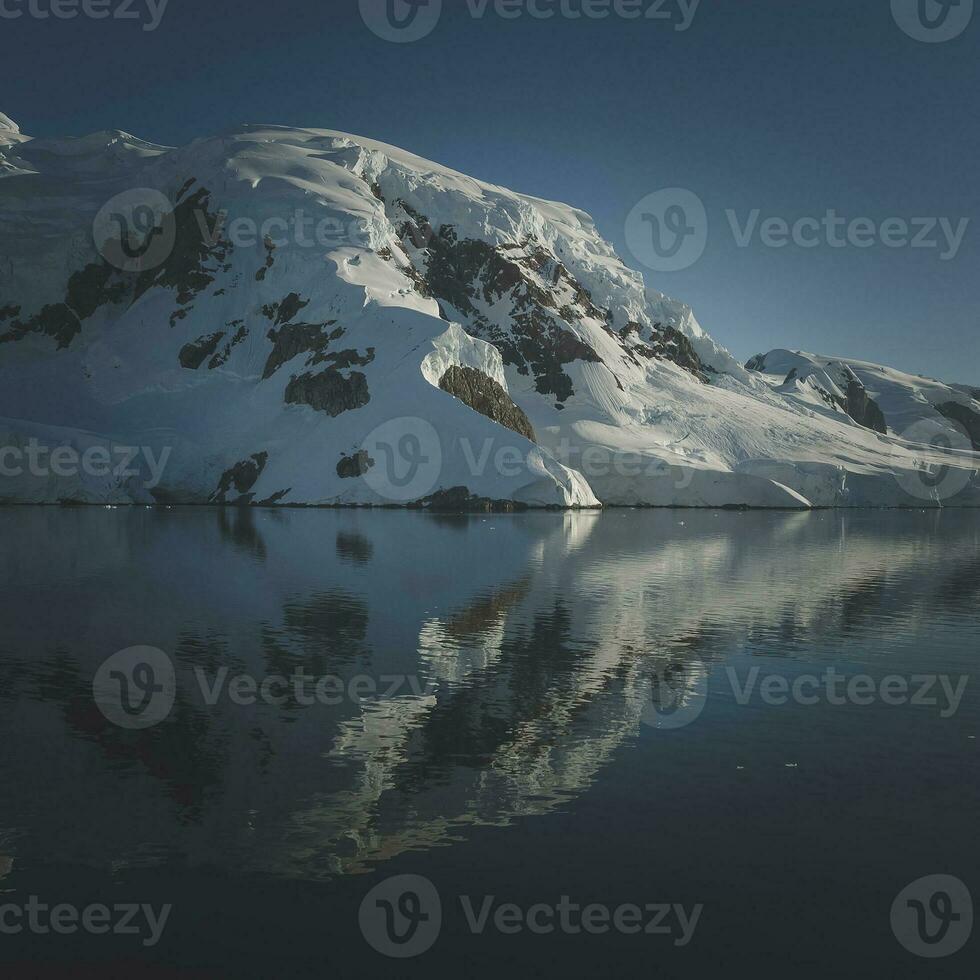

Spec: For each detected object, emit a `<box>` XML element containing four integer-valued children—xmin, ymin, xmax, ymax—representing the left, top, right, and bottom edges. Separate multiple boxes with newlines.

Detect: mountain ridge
<box><xmin>0</xmin><ymin>115</ymin><xmax>977</xmax><ymax>508</ymax></box>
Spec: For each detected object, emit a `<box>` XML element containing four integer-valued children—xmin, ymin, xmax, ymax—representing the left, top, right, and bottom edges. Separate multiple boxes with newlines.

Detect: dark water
<box><xmin>0</xmin><ymin>508</ymin><xmax>977</xmax><ymax>978</ymax></box>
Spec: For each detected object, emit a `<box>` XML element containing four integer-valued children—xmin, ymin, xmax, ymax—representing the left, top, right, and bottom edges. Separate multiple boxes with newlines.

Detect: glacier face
<box><xmin>0</xmin><ymin>115</ymin><xmax>977</xmax><ymax>508</ymax></box>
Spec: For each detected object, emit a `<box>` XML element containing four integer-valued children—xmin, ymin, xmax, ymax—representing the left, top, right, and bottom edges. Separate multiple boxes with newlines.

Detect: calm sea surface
<box><xmin>0</xmin><ymin>508</ymin><xmax>977</xmax><ymax>977</ymax></box>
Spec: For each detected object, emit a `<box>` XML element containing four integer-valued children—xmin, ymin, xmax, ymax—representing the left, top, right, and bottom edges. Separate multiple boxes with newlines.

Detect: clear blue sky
<box><xmin>4</xmin><ymin>0</ymin><xmax>978</xmax><ymax>381</ymax></box>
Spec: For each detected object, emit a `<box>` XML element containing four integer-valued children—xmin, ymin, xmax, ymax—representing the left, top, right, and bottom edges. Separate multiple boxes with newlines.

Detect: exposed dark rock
<box><xmin>263</xmin><ymin>322</ymin><xmax>342</xmax><ymax>379</ymax></box>
<box><xmin>0</xmin><ymin>183</ymin><xmax>227</xmax><ymax>350</ymax></box>
<box><xmin>261</xmin><ymin>292</ymin><xmax>309</xmax><ymax>327</ymax></box>
<box><xmin>0</xmin><ymin>303</ymin><xmax>81</xmax><ymax>349</ymax></box>
<box><xmin>409</xmin><ymin>486</ymin><xmax>529</xmax><ymax>513</ymax></box>
<box><xmin>169</xmin><ymin>307</ymin><xmax>192</xmax><ymax>328</ymax></box>
<box><xmin>660</xmin><ymin>325</ymin><xmax>711</xmax><ymax>379</ymax></box>
<box><xmin>210</xmin><ymin>451</ymin><xmax>269</xmax><ymax>503</ymax></box>
<box><xmin>632</xmin><ymin>324</ymin><xmax>710</xmax><ymax>382</ymax></box>
<box><xmin>266</xmin><ymin>329</ymin><xmax>374</xmax><ymax>414</ymax></box>
<box><xmin>402</xmin><ymin>262</ymin><xmax>433</xmax><ymax>297</ymax></box>
<box><xmin>179</xmin><ymin>330</ymin><xmax>225</xmax><ymax>369</ymax></box>
<box><xmin>285</xmin><ymin>368</ymin><xmax>371</xmax><ymax>417</ymax></box>
<box><xmin>1</xmin><ymin>260</ymin><xmax>125</xmax><ymax>348</ymax></box>
<box><xmin>843</xmin><ymin>371</ymin><xmax>887</xmax><ymax>434</ymax></box>
<box><xmin>319</xmin><ymin>348</ymin><xmax>374</xmax><ymax>370</ymax></box>
<box><xmin>179</xmin><ymin>322</ymin><xmax>248</xmax><ymax>370</ymax></box>
<box><xmin>388</xmin><ymin>205</ymin><xmax>603</xmax><ymax>406</ymax></box>
<box><xmin>66</xmin><ymin>262</ymin><xmax>128</xmax><ymax>319</ymax></box>
<box><xmin>336</xmin><ymin>450</ymin><xmax>375</xmax><ymax>479</ymax></box>
<box><xmin>255</xmin><ymin>236</ymin><xmax>276</xmax><ymax>281</ymax></box>
<box><xmin>133</xmin><ymin>186</ymin><xmax>233</xmax><ymax>309</ymax></box>
<box><xmin>438</xmin><ymin>365</ymin><xmax>536</xmax><ymax>441</ymax></box>
<box><xmin>175</xmin><ymin>177</ymin><xmax>196</xmax><ymax>202</ymax></box>
<box><xmin>396</xmin><ymin>200</ymin><xmax>437</xmax><ymax>250</ymax></box>
<box><xmin>416</xmin><ymin>232</ymin><xmax>495</xmax><ymax>311</ymax></box>
<box><xmin>257</xmin><ymin>489</ymin><xmax>292</xmax><ymax>506</ymax></box>
<box><xmin>935</xmin><ymin>401</ymin><xmax>980</xmax><ymax>450</ymax></box>
<box><xmin>509</xmin><ymin>321</ymin><xmax>601</xmax><ymax>404</ymax></box>
<box><xmin>208</xmin><ymin>322</ymin><xmax>247</xmax><ymax>369</ymax></box>
<box><xmin>752</xmin><ymin>357</ymin><xmax>888</xmax><ymax>433</ymax></box>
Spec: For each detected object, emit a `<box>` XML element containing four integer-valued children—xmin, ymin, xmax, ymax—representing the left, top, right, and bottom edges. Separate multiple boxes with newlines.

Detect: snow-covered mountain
<box><xmin>1</xmin><ymin>114</ymin><xmax>977</xmax><ymax>508</ymax></box>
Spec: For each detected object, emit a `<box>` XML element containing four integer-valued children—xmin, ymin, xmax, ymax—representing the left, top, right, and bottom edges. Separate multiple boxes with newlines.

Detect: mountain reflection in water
<box><xmin>1</xmin><ymin>508</ymin><xmax>977</xmax><ymax>889</ymax></box>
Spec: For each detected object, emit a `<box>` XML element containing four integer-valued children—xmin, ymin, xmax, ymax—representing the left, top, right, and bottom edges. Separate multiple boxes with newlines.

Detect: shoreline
<box><xmin>0</xmin><ymin>501</ymin><xmax>976</xmax><ymax>512</ymax></box>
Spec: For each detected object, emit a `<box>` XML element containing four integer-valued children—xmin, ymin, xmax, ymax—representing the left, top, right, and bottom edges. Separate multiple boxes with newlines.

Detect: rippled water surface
<box><xmin>1</xmin><ymin>508</ymin><xmax>978</xmax><ymax>977</ymax></box>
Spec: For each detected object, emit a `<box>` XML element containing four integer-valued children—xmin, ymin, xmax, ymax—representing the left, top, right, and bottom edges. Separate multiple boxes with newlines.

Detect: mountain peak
<box><xmin>0</xmin><ymin>112</ymin><xmax>19</xmax><ymax>133</ymax></box>
<box><xmin>0</xmin><ymin>119</ymin><xmax>977</xmax><ymax>509</ymax></box>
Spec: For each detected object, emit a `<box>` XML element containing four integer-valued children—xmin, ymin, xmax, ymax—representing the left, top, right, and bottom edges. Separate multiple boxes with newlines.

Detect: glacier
<box><xmin>0</xmin><ymin>114</ymin><xmax>977</xmax><ymax>509</ymax></box>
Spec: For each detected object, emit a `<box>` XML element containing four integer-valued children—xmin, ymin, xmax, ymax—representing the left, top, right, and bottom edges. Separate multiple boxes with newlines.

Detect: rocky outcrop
<box><xmin>438</xmin><ymin>365</ymin><xmax>536</xmax><ymax>441</ymax></box>
<box><xmin>0</xmin><ymin>259</ymin><xmax>127</xmax><ymax>348</ymax></box>
<box><xmin>65</xmin><ymin>261</ymin><xmax>129</xmax><ymax>320</ymax></box>
<box><xmin>409</xmin><ymin>486</ymin><xmax>531</xmax><ymax>513</ymax></box>
<box><xmin>285</xmin><ymin>369</ymin><xmax>370</xmax><ymax>417</ymax></box>
<box><xmin>179</xmin><ymin>331</ymin><xmax>226</xmax><ymax>369</ymax></box>
<box><xmin>179</xmin><ymin>322</ymin><xmax>247</xmax><ymax>370</ymax></box>
<box><xmin>263</xmin><ymin>322</ymin><xmax>343</xmax><ymax>379</ymax></box>
<box><xmin>132</xmin><ymin>184</ymin><xmax>233</xmax><ymax>311</ymax></box>
<box><xmin>936</xmin><ymin>401</ymin><xmax>980</xmax><ymax>450</ymax></box>
<box><xmin>257</xmin><ymin>489</ymin><xmax>291</xmax><ymax>506</ymax></box>
<box><xmin>748</xmin><ymin>355</ymin><xmax>887</xmax><ymax>434</ymax></box>
<box><xmin>255</xmin><ymin>236</ymin><xmax>276</xmax><ymax>281</ymax></box>
<box><xmin>630</xmin><ymin>324</ymin><xmax>711</xmax><ymax>382</ymax></box>
<box><xmin>387</xmin><ymin>198</ymin><xmax>717</xmax><ymax>403</ymax></box>
<box><xmin>843</xmin><ymin>371</ymin><xmax>887</xmax><ymax>434</ymax></box>
<box><xmin>211</xmin><ymin>451</ymin><xmax>269</xmax><ymax>503</ymax></box>
<box><xmin>391</xmin><ymin>203</ymin><xmax>602</xmax><ymax>406</ymax></box>
<box><xmin>0</xmin><ymin>183</ymin><xmax>229</xmax><ymax>350</ymax></box>
<box><xmin>262</xmin><ymin>292</ymin><xmax>309</xmax><ymax>327</ymax></box>
<box><xmin>208</xmin><ymin>323</ymin><xmax>247</xmax><ymax>369</ymax></box>
<box><xmin>336</xmin><ymin>450</ymin><xmax>375</xmax><ymax>479</ymax></box>
<box><xmin>0</xmin><ymin>303</ymin><xmax>81</xmax><ymax>349</ymax></box>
